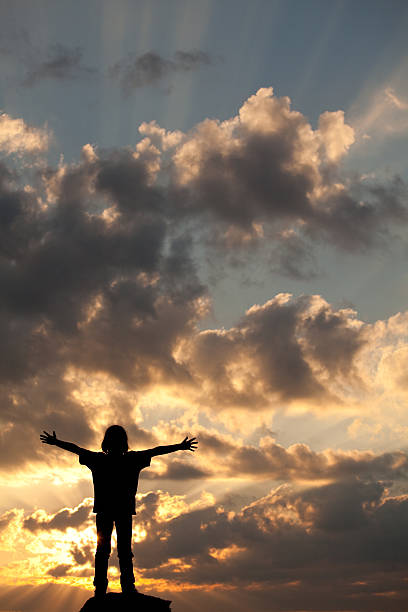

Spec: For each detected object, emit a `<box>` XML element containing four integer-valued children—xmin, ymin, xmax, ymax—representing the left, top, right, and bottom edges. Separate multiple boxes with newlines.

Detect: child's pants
<box><xmin>94</xmin><ymin>512</ymin><xmax>135</xmax><ymax>592</ymax></box>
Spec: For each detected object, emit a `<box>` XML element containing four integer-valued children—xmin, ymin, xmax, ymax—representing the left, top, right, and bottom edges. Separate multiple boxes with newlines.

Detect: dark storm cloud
<box><xmin>228</xmin><ymin>440</ymin><xmax>408</xmax><ymax>481</ymax></box>
<box><xmin>173</xmin><ymin>131</ymin><xmax>314</xmax><ymax>227</ymax></box>
<box><xmin>185</xmin><ymin>294</ymin><xmax>366</xmax><ymax>408</ymax></box>
<box><xmin>145</xmin><ymin>459</ymin><xmax>210</xmax><ymax>480</ymax></box>
<box><xmin>107</xmin><ymin>479</ymin><xmax>408</xmax><ymax>608</ymax></box>
<box><xmin>70</xmin><ymin>543</ymin><xmax>93</xmax><ymax>566</ymax></box>
<box><xmin>47</xmin><ymin>564</ymin><xmax>71</xmax><ymax>578</ymax></box>
<box><xmin>109</xmin><ymin>50</ymin><xmax>213</xmax><ymax>96</ymax></box>
<box><xmin>70</xmin><ymin>286</ymin><xmax>198</xmax><ymax>386</ymax></box>
<box><xmin>121</xmin><ymin>422</ymin><xmax>157</xmax><ymax>448</ymax></box>
<box><xmin>162</xmin><ymin>430</ymin><xmax>408</xmax><ymax>482</ymax></box>
<box><xmin>161</xmin><ymin>234</ymin><xmax>205</xmax><ymax>303</ymax></box>
<box><xmin>16</xmin><ymin>468</ymin><xmax>408</xmax><ymax>610</ymax></box>
<box><xmin>0</xmin><ymin>147</ymin><xmax>206</xmax><ymax>470</ymax></box>
<box><xmin>302</xmin><ymin>303</ymin><xmax>364</xmax><ymax>377</ymax></box>
<box><xmin>22</xmin><ymin>44</ymin><xmax>96</xmax><ymax>87</ymax></box>
<box><xmin>23</xmin><ymin>499</ymin><xmax>92</xmax><ymax>533</ymax></box>
<box><xmin>94</xmin><ymin>149</ymin><xmax>163</xmax><ymax>216</ymax></box>
<box><xmin>169</xmin><ymin>88</ymin><xmax>408</xmax><ymax>271</ymax></box>
<box><xmin>0</xmin><ymin>86</ymin><xmax>406</xmax><ymax>476</ymax></box>
<box><xmin>310</xmin><ymin>176</ymin><xmax>408</xmax><ymax>251</ymax></box>
<box><xmin>0</xmin><ymin>146</ymin><xmax>198</xmax><ymax>371</ymax></box>
<box><xmin>132</xmin><ymin>480</ymin><xmax>408</xmax><ymax>610</ymax></box>
<box><xmin>0</xmin><ymin>372</ymin><xmax>95</xmax><ymax>469</ymax></box>
<box><xmin>0</xmin><ymin>162</ymin><xmax>41</xmax><ymax>262</ymax></box>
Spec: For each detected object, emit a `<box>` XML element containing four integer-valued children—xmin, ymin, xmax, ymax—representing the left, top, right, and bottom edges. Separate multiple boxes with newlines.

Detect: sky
<box><xmin>1</xmin><ymin>0</ymin><xmax>408</xmax><ymax>610</ymax></box>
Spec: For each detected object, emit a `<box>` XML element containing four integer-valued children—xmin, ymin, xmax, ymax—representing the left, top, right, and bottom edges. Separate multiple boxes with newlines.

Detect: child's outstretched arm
<box><xmin>40</xmin><ymin>430</ymin><xmax>85</xmax><ymax>455</ymax></box>
<box><xmin>147</xmin><ymin>436</ymin><xmax>198</xmax><ymax>457</ymax></box>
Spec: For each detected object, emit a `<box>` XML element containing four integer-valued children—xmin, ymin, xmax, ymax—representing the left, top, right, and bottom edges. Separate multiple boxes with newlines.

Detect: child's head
<box><xmin>101</xmin><ymin>425</ymin><xmax>129</xmax><ymax>454</ymax></box>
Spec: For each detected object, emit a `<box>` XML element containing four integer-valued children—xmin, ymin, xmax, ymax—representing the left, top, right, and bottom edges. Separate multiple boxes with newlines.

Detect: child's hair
<box><xmin>101</xmin><ymin>425</ymin><xmax>129</xmax><ymax>454</ymax></box>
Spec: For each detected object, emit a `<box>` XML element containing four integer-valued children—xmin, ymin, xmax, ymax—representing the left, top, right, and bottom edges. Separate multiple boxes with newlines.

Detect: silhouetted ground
<box><xmin>80</xmin><ymin>591</ymin><xmax>171</xmax><ymax>611</ymax></box>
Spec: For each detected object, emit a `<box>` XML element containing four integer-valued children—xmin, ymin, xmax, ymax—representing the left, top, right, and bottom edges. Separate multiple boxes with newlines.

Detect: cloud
<box><xmin>270</xmin><ymin>230</ymin><xmax>319</xmax><ymax>280</ymax></box>
<box><xmin>318</xmin><ymin>110</ymin><xmax>355</xmax><ymax>163</ymax></box>
<box><xmin>146</xmin><ymin>459</ymin><xmax>210</xmax><ymax>480</ymax></box>
<box><xmin>2</xmin><ymin>83</ymin><xmax>408</xmax><ymax>612</ymax></box>
<box><xmin>0</xmin><ymin>145</ymin><xmax>205</xmax><ymax>384</ymax></box>
<box><xmin>70</xmin><ymin>543</ymin><xmax>93</xmax><ymax>566</ymax></box>
<box><xmin>0</xmin><ymin>113</ymin><xmax>49</xmax><ymax>155</ymax></box>
<box><xmin>23</xmin><ymin>499</ymin><xmax>92</xmax><ymax>532</ymax></box>
<box><xmin>0</xmin><ymin>88</ymin><xmax>407</xmax><ymax>477</ymax></box>
<box><xmin>138</xmin><ymin>121</ymin><xmax>183</xmax><ymax>152</ymax></box>
<box><xmin>4</xmin><ymin>470</ymin><xmax>408</xmax><ymax>610</ymax></box>
<box><xmin>109</xmin><ymin>50</ymin><xmax>214</xmax><ymax>96</ymax></box>
<box><xmin>385</xmin><ymin>87</ymin><xmax>408</xmax><ymax>111</ymax></box>
<box><xmin>54</xmin><ymin>478</ymin><xmax>396</xmax><ymax>610</ymax></box>
<box><xmin>0</xmin><ymin>144</ymin><xmax>208</xmax><ymax>470</ymax></box>
<box><xmin>22</xmin><ymin>44</ymin><xmax>96</xmax><ymax>87</ymax></box>
<box><xmin>0</xmin><ymin>373</ymin><xmax>96</xmax><ymax>470</ymax></box>
<box><xmin>47</xmin><ymin>564</ymin><xmax>71</xmax><ymax>578</ymax></box>
<box><xmin>182</xmin><ymin>293</ymin><xmax>366</xmax><ymax>410</ymax></box>
<box><xmin>147</xmin><ymin>429</ymin><xmax>408</xmax><ymax>483</ymax></box>
<box><xmin>228</xmin><ymin>439</ymin><xmax>408</xmax><ymax>482</ymax></box>
<box><xmin>128</xmin><ymin>480</ymin><xmax>408</xmax><ymax>612</ymax></box>
<box><xmin>169</xmin><ymin>87</ymin><xmax>406</xmax><ymax>255</ymax></box>
<box><xmin>0</xmin><ymin>510</ymin><xmax>16</xmax><ymax>532</ymax></box>
<box><xmin>351</xmin><ymin>84</ymin><xmax>408</xmax><ymax>142</ymax></box>
<box><xmin>0</xmin><ymin>275</ymin><xmax>398</xmax><ymax>473</ymax></box>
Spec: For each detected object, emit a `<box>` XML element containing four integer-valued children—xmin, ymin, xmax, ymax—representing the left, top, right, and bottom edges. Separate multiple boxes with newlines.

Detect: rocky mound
<box><xmin>80</xmin><ymin>591</ymin><xmax>172</xmax><ymax>611</ymax></box>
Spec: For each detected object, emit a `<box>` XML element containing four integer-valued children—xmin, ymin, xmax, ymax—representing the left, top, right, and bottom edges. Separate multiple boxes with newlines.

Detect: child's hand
<box><xmin>40</xmin><ymin>430</ymin><xmax>58</xmax><ymax>445</ymax></box>
<box><xmin>180</xmin><ymin>436</ymin><xmax>198</xmax><ymax>452</ymax></box>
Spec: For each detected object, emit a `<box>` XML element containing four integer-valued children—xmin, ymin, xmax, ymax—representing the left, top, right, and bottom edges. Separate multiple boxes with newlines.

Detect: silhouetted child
<box><xmin>40</xmin><ymin>426</ymin><xmax>197</xmax><ymax>596</ymax></box>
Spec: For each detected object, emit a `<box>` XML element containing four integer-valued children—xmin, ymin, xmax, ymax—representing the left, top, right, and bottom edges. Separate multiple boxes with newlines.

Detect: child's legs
<box><xmin>96</xmin><ymin>513</ymin><xmax>114</xmax><ymax>556</ymax></box>
<box><xmin>115</xmin><ymin>514</ymin><xmax>134</xmax><ymax>589</ymax></box>
<box><xmin>94</xmin><ymin>513</ymin><xmax>114</xmax><ymax>591</ymax></box>
<box><xmin>115</xmin><ymin>514</ymin><xmax>133</xmax><ymax>560</ymax></box>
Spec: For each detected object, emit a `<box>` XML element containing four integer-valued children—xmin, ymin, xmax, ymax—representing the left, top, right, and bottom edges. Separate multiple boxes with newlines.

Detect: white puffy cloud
<box><xmin>317</xmin><ymin>110</ymin><xmax>355</xmax><ymax>162</ymax></box>
<box><xmin>0</xmin><ymin>113</ymin><xmax>49</xmax><ymax>155</ymax></box>
<box><xmin>138</xmin><ymin>120</ymin><xmax>183</xmax><ymax>151</ymax></box>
